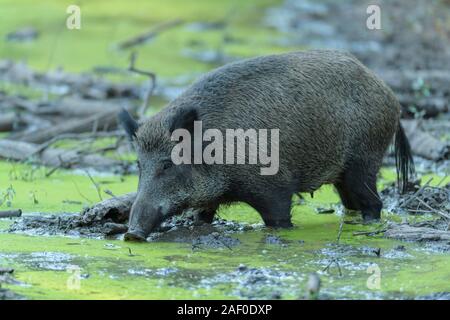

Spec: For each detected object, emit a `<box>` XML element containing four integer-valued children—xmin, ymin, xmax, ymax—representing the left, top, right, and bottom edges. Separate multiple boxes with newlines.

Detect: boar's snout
<box><xmin>124</xmin><ymin>198</ymin><xmax>164</xmax><ymax>242</ymax></box>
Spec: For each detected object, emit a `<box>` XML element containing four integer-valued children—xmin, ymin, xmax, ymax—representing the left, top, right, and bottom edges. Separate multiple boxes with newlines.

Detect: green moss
<box><xmin>1</xmin><ymin>162</ymin><xmax>449</xmax><ymax>299</ymax></box>
<box><xmin>0</xmin><ymin>0</ymin><xmax>287</xmax><ymax>76</ymax></box>
<box><xmin>0</xmin><ymin>161</ymin><xmax>137</xmax><ymax>212</ymax></box>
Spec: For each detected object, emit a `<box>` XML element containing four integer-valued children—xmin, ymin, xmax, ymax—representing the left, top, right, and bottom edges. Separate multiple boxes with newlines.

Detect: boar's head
<box><xmin>118</xmin><ymin>108</ymin><xmax>221</xmax><ymax>241</ymax></box>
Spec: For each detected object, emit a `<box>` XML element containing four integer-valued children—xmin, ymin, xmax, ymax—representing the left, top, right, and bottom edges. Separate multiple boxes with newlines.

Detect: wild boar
<box><xmin>119</xmin><ymin>50</ymin><xmax>414</xmax><ymax>241</ymax></box>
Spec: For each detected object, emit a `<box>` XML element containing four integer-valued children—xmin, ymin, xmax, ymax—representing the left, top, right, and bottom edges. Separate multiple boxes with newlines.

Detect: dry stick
<box><xmin>85</xmin><ymin>170</ymin><xmax>103</xmax><ymax>201</ymax></box>
<box><xmin>118</xmin><ymin>19</ymin><xmax>183</xmax><ymax>50</ymax></box>
<box><xmin>104</xmin><ymin>189</ymin><xmax>116</xmax><ymax>198</ymax></box>
<box><xmin>415</xmin><ymin>197</ymin><xmax>450</xmax><ymax>220</ymax></box>
<box><xmin>353</xmin><ymin>229</ymin><xmax>387</xmax><ymax>236</ymax></box>
<box><xmin>71</xmin><ymin>179</ymin><xmax>91</xmax><ymax>204</ymax></box>
<box><xmin>336</xmin><ymin>218</ymin><xmax>344</xmax><ymax>244</ymax></box>
<box><xmin>12</xmin><ymin>111</ymin><xmax>118</xmax><ymax>144</ymax></box>
<box><xmin>399</xmin><ymin>177</ymin><xmax>433</xmax><ymax>209</ymax></box>
<box><xmin>323</xmin><ymin>259</ymin><xmax>342</xmax><ymax>277</ymax></box>
<box><xmin>0</xmin><ymin>209</ymin><xmax>22</xmax><ymax>218</ymax></box>
<box><xmin>436</xmin><ymin>175</ymin><xmax>448</xmax><ymax>187</ymax></box>
<box><xmin>128</xmin><ymin>52</ymin><xmax>156</xmax><ymax>118</ymax></box>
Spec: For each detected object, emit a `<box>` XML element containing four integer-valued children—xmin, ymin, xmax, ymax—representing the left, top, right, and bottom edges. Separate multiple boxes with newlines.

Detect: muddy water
<box><xmin>1</xmin><ymin>166</ymin><xmax>449</xmax><ymax>299</ymax></box>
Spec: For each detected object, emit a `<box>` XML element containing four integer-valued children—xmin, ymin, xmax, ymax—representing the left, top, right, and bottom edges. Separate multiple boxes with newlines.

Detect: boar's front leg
<box><xmin>252</xmin><ymin>192</ymin><xmax>293</xmax><ymax>228</ymax></box>
<box><xmin>193</xmin><ymin>205</ymin><xmax>219</xmax><ymax>225</ymax></box>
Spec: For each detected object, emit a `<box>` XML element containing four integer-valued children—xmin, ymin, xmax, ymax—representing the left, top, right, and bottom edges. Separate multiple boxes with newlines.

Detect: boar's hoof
<box><xmin>124</xmin><ymin>231</ymin><xmax>147</xmax><ymax>242</ymax></box>
<box><xmin>264</xmin><ymin>219</ymin><xmax>293</xmax><ymax>228</ymax></box>
<box><xmin>362</xmin><ymin>213</ymin><xmax>381</xmax><ymax>224</ymax></box>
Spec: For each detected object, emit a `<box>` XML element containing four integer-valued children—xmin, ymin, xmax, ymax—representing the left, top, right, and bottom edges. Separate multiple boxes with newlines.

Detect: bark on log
<box><xmin>80</xmin><ymin>192</ymin><xmax>136</xmax><ymax>224</ymax></box>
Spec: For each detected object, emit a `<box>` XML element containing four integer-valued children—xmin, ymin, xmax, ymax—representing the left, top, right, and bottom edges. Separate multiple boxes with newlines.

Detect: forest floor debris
<box><xmin>380</xmin><ymin>180</ymin><xmax>450</xmax><ymax>249</ymax></box>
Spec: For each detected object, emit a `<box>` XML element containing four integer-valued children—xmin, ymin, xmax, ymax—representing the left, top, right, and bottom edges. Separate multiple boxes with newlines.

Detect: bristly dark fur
<box><xmin>395</xmin><ymin>123</ymin><xmax>415</xmax><ymax>194</ymax></box>
<box><xmin>126</xmin><ymin>50</ymin><xmax>413</xmax><ymax>235</ymax></box>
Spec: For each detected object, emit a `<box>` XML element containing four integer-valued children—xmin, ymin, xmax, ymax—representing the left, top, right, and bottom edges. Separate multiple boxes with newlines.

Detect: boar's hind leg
<box><xmin>340</xmin><ymin>161</ymin><xmax>382</xmax><ymax>222</ymax></box>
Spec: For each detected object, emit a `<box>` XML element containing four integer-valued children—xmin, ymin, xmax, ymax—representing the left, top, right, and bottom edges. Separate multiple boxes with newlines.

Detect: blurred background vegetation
<box><xmin>0</xmin><ymin>0</ymin><xmax>287</xmax><ymax>76</ymax></box>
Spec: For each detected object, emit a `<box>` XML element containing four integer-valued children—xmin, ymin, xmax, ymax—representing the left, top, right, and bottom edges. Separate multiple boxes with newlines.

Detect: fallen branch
<box><xmin>0</xmin><ymin>139</ymin><xmax>124</xmax><ymax>171</ymax></box>
<box><xmin>27</xmin><ymin>130</ymin><xmax>125</xmax><ymax>158</ymax></box>
<box><xmin>10</xmin><ymin>111</ymin><xmax>118</xmax><ymax>144</ymax></box>
<box><xmin>117</xmin><ymin>19</ymin><xmax>183</xmax><ymax>50</ymax></box>
<box><xmin>32</xmin><ymin>97</ymin><xmax>123</xmax><ymax>117</ymax></box>
<box><xmin>398</xmin><ymin>177</ymin><xmax>433</xmax><ymax>209</ymax></box>
<box><xmin>0</xmin><ymin>210</ymin><xmax>22</xmax><ymax>218</ymax></box>
<box><xmin>353</xmin><ymin>229</ymin><xmax>387</xmax><ymax>236</ymax></box>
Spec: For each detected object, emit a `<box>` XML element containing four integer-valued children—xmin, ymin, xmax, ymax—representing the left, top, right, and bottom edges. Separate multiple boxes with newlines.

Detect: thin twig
<box><xmin>71</xmin><ymin>179</ymin><xmax>91</xmax><ymax>204</ymax></box>
<box><xmin>128</xmin><ymin>52</ymin><xmax>156</xmax><ymax>118</ymax></box>
<box><xmin>85</xmin><ymin>170</ymin><xmax>102</xmax><ymax>201</ymax></box>
<box><xmin>415</xmin><ymin>197</ymin><xmax>450</xmax><ymax>220</ymax></box>
<box><xmin>336</xmin><ymin>218</ymin><xmax>344</xmax><ymax>244</ymax></box>
<box><xmin>323</xmin><ymin>258</ymin><xmax>343</xmax><ymax>277</ymax></box>
<box><xmin>353</xmin><ymin>229</ymin><xmax>387</xmax><ymax>236</ymax></box>
<box><xmin>399</xmin><ymin>177</ymin><xmax>433</xmax><ymax>209</ymax></box>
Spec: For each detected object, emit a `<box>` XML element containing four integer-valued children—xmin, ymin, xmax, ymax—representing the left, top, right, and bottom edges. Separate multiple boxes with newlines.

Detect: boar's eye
<box><xmin>161</xmin><ymin>159</ymin><xmax>173</xmax><ymax>171</ymax></box>
<box><xmin>155</xmin><ymin>158</ymin><xmax>174</xmax><ymax>177</ymax></box>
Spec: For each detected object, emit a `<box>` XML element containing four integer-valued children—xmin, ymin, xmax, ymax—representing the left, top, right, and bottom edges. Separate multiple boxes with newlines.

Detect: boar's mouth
<box><xmin>124</xmin><ymin>204</ymin><xmax>165</xmax><ymax>242</ymax></box>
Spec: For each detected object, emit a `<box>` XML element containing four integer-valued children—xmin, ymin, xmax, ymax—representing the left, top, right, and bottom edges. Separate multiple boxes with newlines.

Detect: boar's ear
<box><xmin>168</xmin><ymin>107</ymin><xmax>198</xmax><ymax>134</ymax></box>
<box><xmin>118</xmin><ymin>109</ymin><xmax>139</xmax><ymax>140</ymax></box>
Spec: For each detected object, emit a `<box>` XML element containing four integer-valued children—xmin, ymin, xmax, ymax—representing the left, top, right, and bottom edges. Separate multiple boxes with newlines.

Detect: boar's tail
<box><xmin>394</xmin><ymin>122</ymin><xmax>415</xmax><ymax>194</ymax></box>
